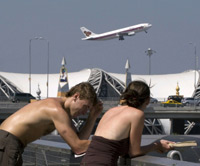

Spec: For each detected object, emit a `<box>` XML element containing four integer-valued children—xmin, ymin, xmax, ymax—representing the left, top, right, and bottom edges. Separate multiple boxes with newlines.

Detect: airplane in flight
<box><xmin>80</xmin><ymin>23</ymin><xmax>152</xmax><ymax>41</ymax></box>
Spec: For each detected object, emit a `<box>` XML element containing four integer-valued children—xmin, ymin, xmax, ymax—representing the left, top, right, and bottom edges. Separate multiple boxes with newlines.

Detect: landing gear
<box><xmin>119</xmin><ymin>36</ymin><xmax>124</xmax><ymax>40</ymax></box>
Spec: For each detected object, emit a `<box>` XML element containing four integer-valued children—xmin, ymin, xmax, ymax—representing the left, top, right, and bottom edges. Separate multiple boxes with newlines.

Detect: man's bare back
<box><xmin>0</xmin><ymin>98</ymin><xmax>68</xmax><ymax>145</ymax></box>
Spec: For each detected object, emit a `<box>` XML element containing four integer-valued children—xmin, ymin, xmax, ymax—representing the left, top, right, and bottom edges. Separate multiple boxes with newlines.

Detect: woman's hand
<box><xmin>154</xmin><ymin>139</ymin><xmax>175</xmax><ymax>153</ymax></box>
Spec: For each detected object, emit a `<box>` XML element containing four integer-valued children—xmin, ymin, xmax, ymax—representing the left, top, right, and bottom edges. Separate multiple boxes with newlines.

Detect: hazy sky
<box><xmin>0</xmin><ymin>0</ymin><xmax>200</xmax><ymax>75</ymax></box>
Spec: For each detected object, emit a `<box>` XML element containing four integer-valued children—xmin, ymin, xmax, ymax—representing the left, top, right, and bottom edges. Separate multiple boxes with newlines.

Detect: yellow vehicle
<box><xmin>161</xmin><ymin>99</ymin><xmax>184</xmax><ymax>107</ymax></box>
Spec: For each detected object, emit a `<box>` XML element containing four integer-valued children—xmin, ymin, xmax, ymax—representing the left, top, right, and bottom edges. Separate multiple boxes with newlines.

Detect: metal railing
<box><xmin>0</xmin><ymin>102</ymin><xmax>28</xmax><ymax>109</ymax></box>
<box><xmin>23</xmin><ymin>142</ymin><xmax>72</xmax><ymax>166</ymax></box>
<box><xmin>22</xmin><ymin>139</ymin><xmax>200</xmax><ymax>166</ymax></box>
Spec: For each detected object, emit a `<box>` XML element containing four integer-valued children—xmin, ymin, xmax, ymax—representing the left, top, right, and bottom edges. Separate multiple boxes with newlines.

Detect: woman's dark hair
<box><xmin>65</xmin><ymin>82</ymin><xmax>98</xmax><ymax>106</ymax></box>
<box><xmin>120</xmin><ymin>80</ymin><xmax>150</xmax><ymax>108</ymax></box>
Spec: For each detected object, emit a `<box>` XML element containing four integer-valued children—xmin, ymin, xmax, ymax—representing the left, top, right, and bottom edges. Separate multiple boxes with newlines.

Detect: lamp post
<box><xmin>29</xmin><ymin>39</ymin><xmax>32</xmax><ymax>95</ymax></box>
<box><xmin>189</xmin><ymin>42</ymin><xmax>197</xmax><ymax>90</ymax></box>
<box><xmin>29</xmin><ymin>37</ymin><xmax>50</xmax><ymax>98</ymax></box>
<box><xmin>145</xmin><ymin>48</ymin><xmax>156</xmax><ymax>75</ymax></box>
<box><xmin>47</xmin><ymin>41</ymin><xmax>49</xmax><ymax>98</ymax></box>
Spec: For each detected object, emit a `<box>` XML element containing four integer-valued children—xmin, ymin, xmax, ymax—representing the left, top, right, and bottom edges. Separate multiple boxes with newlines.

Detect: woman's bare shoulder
<box><xmin>123</xmin><ymin>106</ymin><xmax>144</xmax><ymax>119</ymax></box>
<box><xmin>104</xmin><ymin>106</ymin><xmax>144</xmax><ymax>120</ymax></box>
<box><xmin>107</xmin><ymin>105</ymin><xmax>143</xmax><ymax>117</ymax></box>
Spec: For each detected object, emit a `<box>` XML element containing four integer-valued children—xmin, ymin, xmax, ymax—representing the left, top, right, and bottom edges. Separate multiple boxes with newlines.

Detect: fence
<box><xmin>0</xmin><ymin>101</ymin><xmax>27</xmax><ymax>108</ymax></box>
<box><xmin>23</xmin><ymin>140</ymin><xmax>74</xmax><ymax>166</ymax></box>
<box><xmin>22</xmin><ymin>139</ymin><xmax>200</xmax><ymax>166</ymax></box>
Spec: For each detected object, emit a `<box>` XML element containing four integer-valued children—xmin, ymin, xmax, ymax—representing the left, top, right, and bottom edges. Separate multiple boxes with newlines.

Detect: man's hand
<box><xmin>88</xmin><ymin>100</ymin><xmax>103</xmax><ymax>119</ymax></box>
<box><xmin>77</xmin><ymin>100</ymin><xmax>103</xmax><ymax>139</ymax></box>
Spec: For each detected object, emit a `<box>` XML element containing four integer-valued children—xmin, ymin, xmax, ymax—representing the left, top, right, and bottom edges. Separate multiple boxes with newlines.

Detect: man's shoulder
<box><xmin>38</xmin><ymin>98</ymin><xmax>65</xmax><ymax>113</ymax></box>
<box><xmin>42</xmin><ymin>98</ymin><xmax>62</xmax><ymax>106</ymax></box>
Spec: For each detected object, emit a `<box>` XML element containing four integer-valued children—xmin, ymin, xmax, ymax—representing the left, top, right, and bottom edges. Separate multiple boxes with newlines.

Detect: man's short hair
<box><xmin>66</xmin><ymin>82</ymin><xmax>98</xmax><ymax>106</ymax></box>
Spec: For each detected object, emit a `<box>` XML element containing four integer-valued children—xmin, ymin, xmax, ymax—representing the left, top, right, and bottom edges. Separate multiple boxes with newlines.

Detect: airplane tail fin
<box><xmin>80</xmin><ymin>27</ymin><xmax>97</xmax><ymax>37</ymax></box>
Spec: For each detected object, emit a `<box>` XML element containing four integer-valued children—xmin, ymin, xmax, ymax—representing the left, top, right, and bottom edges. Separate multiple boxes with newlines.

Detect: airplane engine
<box><xmin>128</xmin><ymin>32</ymin><xmax>135</xmax><ymax>36</ymax></box>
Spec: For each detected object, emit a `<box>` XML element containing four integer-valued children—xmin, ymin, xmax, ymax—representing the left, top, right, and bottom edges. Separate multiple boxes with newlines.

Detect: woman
<box><xmin>81</xmin><ymin>80</ymin><xmax>173</xmax><ymax>166</ymax></box>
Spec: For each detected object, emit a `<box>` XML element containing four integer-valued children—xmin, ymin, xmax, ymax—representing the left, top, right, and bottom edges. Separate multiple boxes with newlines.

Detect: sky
<box><xmin>0</xmin><ymin>0</ymin><xmax>200</xmax><ymax>75</ymax></box>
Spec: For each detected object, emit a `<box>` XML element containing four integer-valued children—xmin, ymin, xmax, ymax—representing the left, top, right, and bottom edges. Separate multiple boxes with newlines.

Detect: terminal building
<box><xmin>0</xmin><ymin>62</ymin><xmax>200</xmax><ymax>135</ymax></box>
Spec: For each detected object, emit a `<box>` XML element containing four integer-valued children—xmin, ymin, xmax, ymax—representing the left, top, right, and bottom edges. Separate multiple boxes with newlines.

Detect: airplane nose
<box><xmin>148</xmin><ymin>24</ymin><xmax>152</xmax><ymax>27</ymax></box>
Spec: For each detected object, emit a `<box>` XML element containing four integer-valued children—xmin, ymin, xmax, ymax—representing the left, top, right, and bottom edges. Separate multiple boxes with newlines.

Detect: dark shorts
<box><xmin>0</xmin><ymin>129</ymin><xmax>25</xmax><ymax>166</ymax></box>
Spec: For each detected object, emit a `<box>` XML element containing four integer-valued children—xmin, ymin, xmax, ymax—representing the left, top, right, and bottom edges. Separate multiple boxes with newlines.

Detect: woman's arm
<box><xmin>129</xmin><ymin>110</ymin><xmax>173</xmax><ymax>157</ymax></box>
<box><xmin>128</xmin><ymin>110</ymin><xmax>145</xmax><ymax>157</ymax></box>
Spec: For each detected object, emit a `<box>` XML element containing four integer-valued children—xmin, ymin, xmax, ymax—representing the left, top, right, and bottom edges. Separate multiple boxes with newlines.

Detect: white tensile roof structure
<box><xmin>1</xmin><ymin>68</ymin><xmax>200</xmax><ymax>135</ymax></box>
<box><xmin>0</xmin><ymin>68</ymin><xmax>199</xmax><ymax>100</ymax></box>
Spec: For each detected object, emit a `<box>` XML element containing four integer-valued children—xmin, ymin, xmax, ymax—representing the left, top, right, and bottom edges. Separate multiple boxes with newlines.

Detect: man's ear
<box><xmin>73</xmin><ymin>92</ymin><xmax>80</xmax><ymax>101</ymax></box>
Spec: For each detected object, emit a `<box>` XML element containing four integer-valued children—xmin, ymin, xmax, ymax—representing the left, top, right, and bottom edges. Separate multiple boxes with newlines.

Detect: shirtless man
<box><xmin>0</xmin><ymin>82</ymin><xmax>103</xmax><ymax>166</ymax></box>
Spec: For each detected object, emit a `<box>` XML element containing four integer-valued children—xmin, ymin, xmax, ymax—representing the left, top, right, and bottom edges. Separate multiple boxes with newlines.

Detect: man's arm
<box><xmin>78</xmin><ymin>100</ymin><xmax>103</xmax><ymax>139</ymax></box>
<box><xmin>51</xmin><ymin>107</ymin><xmax>90</xmax><ymax>154</ymax></box>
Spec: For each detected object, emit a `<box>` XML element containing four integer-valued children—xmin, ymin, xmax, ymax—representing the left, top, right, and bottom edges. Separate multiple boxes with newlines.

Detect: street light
<box><xmin>29</xmin><ymin>37</ymin><xmax>50</xmax><ymax>98</ymax></box>
<box><xmin>189</xmin><ymin>42</ymin><xmax>197</xmax><ymax>90</ymax></box>
<box><xmin>145</xmin><ymin>48</ymin><xmax>156</xmax><ymax>75</ymax></box>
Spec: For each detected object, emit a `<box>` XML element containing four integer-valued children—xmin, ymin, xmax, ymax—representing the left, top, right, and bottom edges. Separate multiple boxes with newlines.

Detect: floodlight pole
<box><xmin>145</xmin><ymin>48</ymin><xmax>156</xmax><ymax>75</ymax></box>
<box><xmin>29</xmin><ymin>37</ymin><xmax>50</xmax><ymax>98</ymax></box>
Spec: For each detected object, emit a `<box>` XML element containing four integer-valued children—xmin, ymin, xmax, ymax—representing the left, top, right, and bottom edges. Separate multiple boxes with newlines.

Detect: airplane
<box><xmin>80</xmin><ymin>23</ymin><xmax>152</xmax><ymax>41</ymax></box>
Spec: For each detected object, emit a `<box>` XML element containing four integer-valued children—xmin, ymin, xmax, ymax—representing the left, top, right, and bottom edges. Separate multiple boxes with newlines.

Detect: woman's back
<box><xmin>95</xmin><ymin>105</ymin><xmax>144</xmax><ymax>140</ymax></box>
<box><xmin>81</xmin><ymin>105</ymin><xmax>144</xmax><ymax>166</ymax></box>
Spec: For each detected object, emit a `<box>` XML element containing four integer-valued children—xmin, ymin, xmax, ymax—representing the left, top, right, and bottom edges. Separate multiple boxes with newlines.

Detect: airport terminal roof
<box><xmin>1</xmin><ymin>68</ymin><xmax>200</xmax><ymax>135</ymax></box>
<box><xmin>0</xmin><ymin>68</ymin><xmax>199</xmax><ymax>100</ymax></box>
